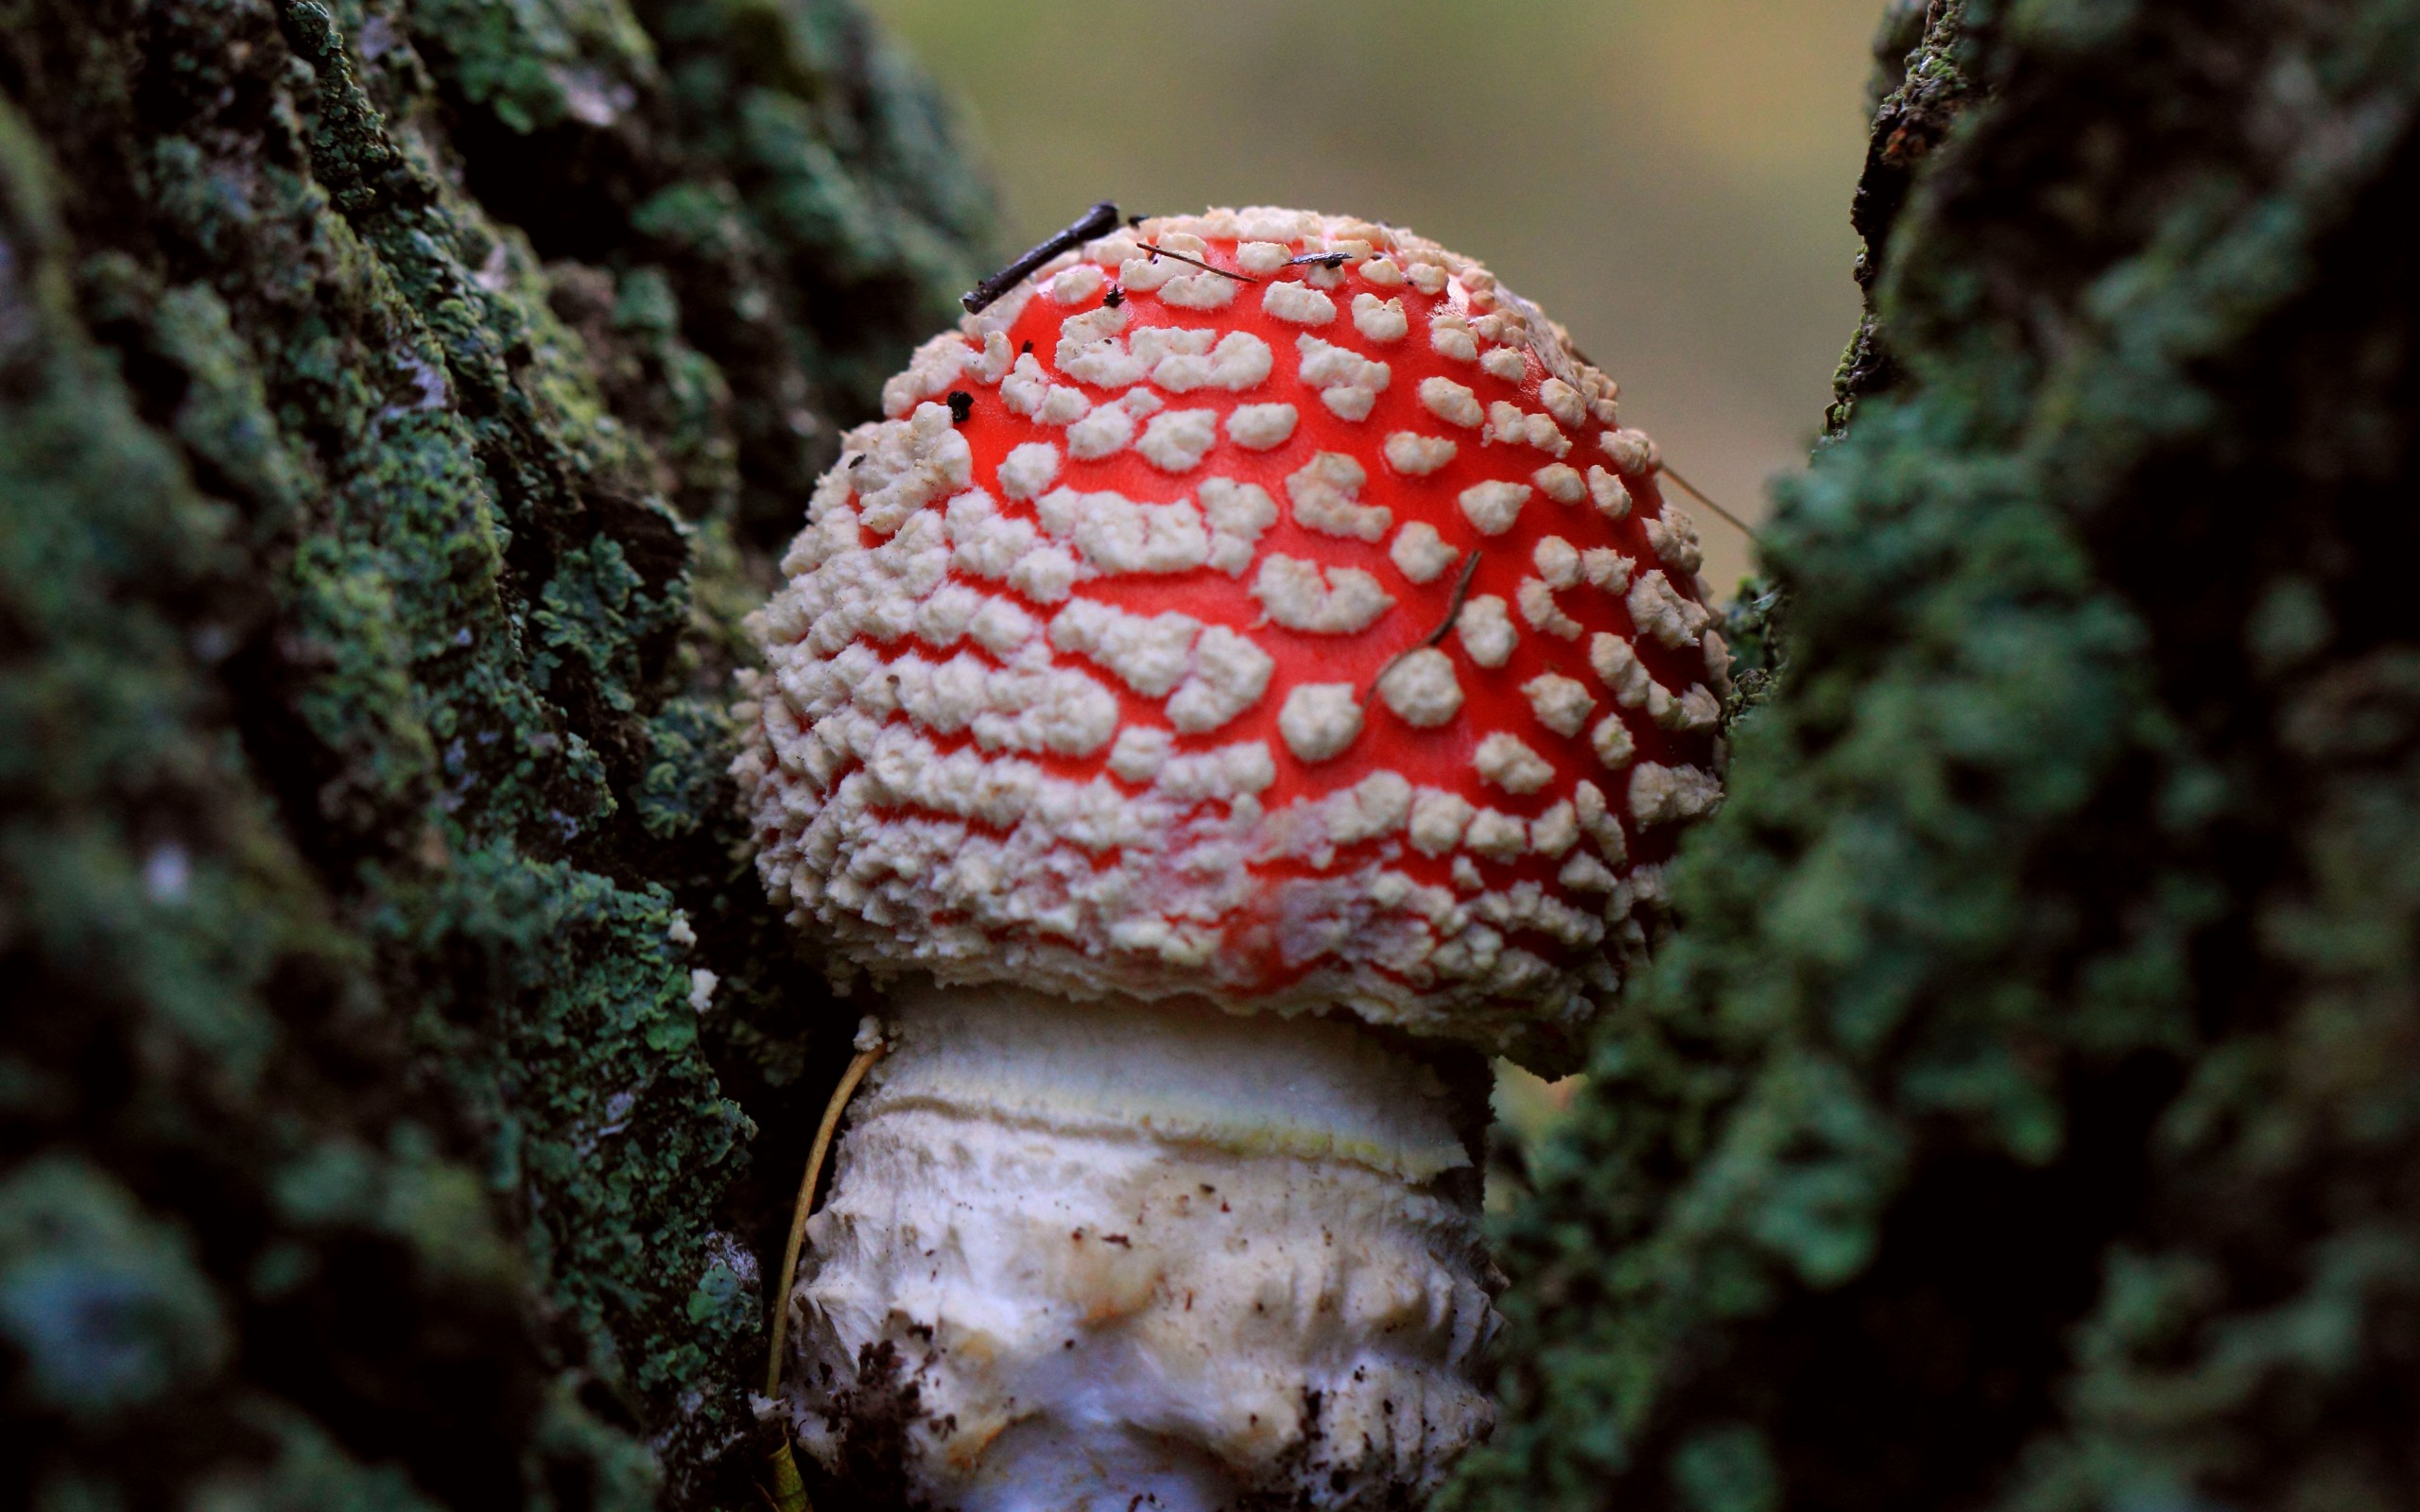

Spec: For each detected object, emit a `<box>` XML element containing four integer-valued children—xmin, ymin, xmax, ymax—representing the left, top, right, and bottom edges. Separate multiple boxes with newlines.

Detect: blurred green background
<box><xmin>861</xmin><ymin>0</ymin><xmax>1888</xmax><ymax>594</ymax></box>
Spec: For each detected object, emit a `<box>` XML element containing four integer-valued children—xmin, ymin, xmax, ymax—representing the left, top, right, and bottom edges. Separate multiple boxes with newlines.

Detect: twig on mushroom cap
<box><xmin>1658</xmin><ymin>465</ymin><xmax>1758</xmax><ymax>540</ymax></box>
<box><xmin>1135</xmin><ymin>242</ymin><xmax>1259</xmax><ymax>284</ymax></box>
<box><xmin>1363</xmin><ymin>550</ymin><xmax>1484</xmax><ymax>707</ymax></box>
<box><xmin>961</xmin><ymin>200</ymin><xmax>1123</xmax><ymax>315</ymax></box>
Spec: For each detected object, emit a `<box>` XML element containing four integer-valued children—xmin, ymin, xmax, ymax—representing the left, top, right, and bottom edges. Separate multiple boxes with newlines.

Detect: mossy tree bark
<box><xmin>1453</xmin><ymin>2</ymin><xmax>2420</xmax><ymax>1509</ymax></box>
<box><xmin>0</xmin><ymin>0</ymin><xmax>988</xmax><ymax>1506</ymax></box>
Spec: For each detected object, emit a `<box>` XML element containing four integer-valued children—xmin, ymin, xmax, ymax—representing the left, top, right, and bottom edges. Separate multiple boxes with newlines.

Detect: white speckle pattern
<box><xmin>1420</xmin><ymin>377</ymin><xmax>1485</xmax><ymax>428</ymax></box>
<box><xmin>1153</xmin><ymin>332</ymin><xmax>1273</xmax><ymax>394</ymax></box>
<box><xmin>1037</xmin><ymin>488</ymin><xmax>1211</xmax><ymax>576</ymax></box>
<box><xmin>1575</xmin><ymin>779</ymin><xmax>1627</xmax><ymax>856</ymax></box>
<box><xmin>1050</xmin><ymin>265</ymin><xmax>1106</xmax><ymax>304</ymax></box>
<box><xmin>1360</xmin><ymin>256</ymin><xmax>1406</xmax><ymax>288</ymax></box>
<box><xmin>970</xmin><ymin>596</ymin><xmax>1038</xmax><ymax>655</ymax></box>
<box><xmin>1522</xmin><ymin>674</ymin><xmax>1595</xmax><ymax>737</ymax></box>
<box><xmin>1236</xmin><ymin>241</ymin><xmax>1291</xmax><ymax>275</ymax></box>
<box><xmin>1458</xmin><ymin>480</ymin><xmax>1530</xmax><ymax>537</ymax></box>
<box><xmin>1591</xmin><ymin>714</ymin><xmax>1636</xmax><ymax>769</ymax></box>
<box><xmin>1409</xmin><ymin>790</ymin><xmax>1474</xmax><ymax>855</ymax></box>
<box><xmin>1538</xmin><ymin>378</ymin><xmax>1587</xmax><ymax>429</ymax></box>
<box><xmin>1628</xmin><ymin>571</ymin><xmax>1712</xmax><ymax>649</ymax></box>
<box><xmin>1533</xmin><ymin>537</ymin><xmax>1582</xmax><ymax>590</ymax></box>
<box><xmin>1159</xmin><ymin>270</ymin><xmax>1240</xmax><ymax>310</ymax></box>
<box><xmin>1226</xmin><ymin>404</ymin><xmax>1299</xmax><ymax>451</ymax></box>
<box><xmin>1533</xmin><ymin>464</ymin><xmax>1586</xmax><ymax>505</ymax></box>
<box><xmin>1582</xmin><ymin>549</ymin><xmax>1634</xmax><ymax>593</ymax></box>
<box><xmin>1297</xmin><ymin>335</ymin><xmax>1392</xmax><ymax>423</ymax></box>
<box><xmin>881</xmin><ymin>332</ymin><xmax>973</xmax><ymax>419</ymax></box>
<box><xmin>1662</xmin><ymin>685</ymin><xmax>1723</xmax><ymax>733</ymax></box>
<box><xmin>1377</xmin><ymin>649</ymin><xmax>1463</xmax><ymax>728</ymax></box>
<box><xmin>1463</xmin><ymin>808</ymin><xmax>1527</xmax><ymax>860</ymax></box>
<box><xmin>1263</xmin><ymin>281</ymin><xmax>1338</xmax><ymax>325</ymax></box>
<box><xmin>1137</xmin><ymin>409</ymin><xmax>1219</xmax><ymax>472</ymax></box>
<box><xmin>1067</xmin><ymin>403</ymin><xmax>1135</xmax><ymax>460</ymax></box>
<box><xmin>1601</xmin><ymin>428</ymin><xmax>1659</xmax><ymax>474</ymax></box>
<box><xmin>1049</xmin><ymin>601</ymin><xmax>1202</xmax><ymax>696</ymax></box>
<box><xmin>1429</xmin><ymin>314</ymin><xmax>1478</xmax><ymax>363</ymax></box>
<box><xmin>1530</xmin><ymin>801</ymin><xmax>1580</xmax><ymax>857</ymax></box>
<box><xmin>1279</xmin><ymin>684</ymin><xmax>1363</xmax><ymax>762</ymax></box>
<box><xmin>1477</xmin><ymin>733</ymin><xmax>1555</xmax><ymax>795</ymax></box>
<box><xmin>1109</xmin><ymin>727</ymin><xmax>1172</xmax><ymax>782</ymax></box>
<box><xmin>1560</xmin><ymin>853</ymin><xmax>1617</xmax><ymax>893</ymax></box>
<box><xmin>1119</xmin><ymin>254</ymin><xmax>1179</xmax><ymax>293</ymax></box>
<box><xmin>1645</xmin><ymin>509</ymin><xmax>1705</xmax><ymax>574</ymax></box>
<box><xmin>1321</xmin><ymin>387</ymin><xmax>1379</xmax><ymax>422</ymax></box>
<box><xmin>854</xmin><ymin>404</ymin><xmax>975</xmax><ymax>534</ymax></box>
<box><xmin>997</xmin><ymin>441</ymin><xmax>1060</xmax><ymax>502</ymax></box>
<box><xmin>1201</xmin><ymin>478</ymin><xmax>1279</xmax><ymax>576</ymax></box>
<box><xmin>1384</xmin><ymin>433</ymin><xmax>1458</xmax><ymax>477</ymax></box>
<box><xmin>1480</xmin><ymin>348</ymin><xmax>1527</xmax><ymax>384</ymax></box>
<box><xmin>1517</xmin><ymin>578</ymin><xmax>1583</xmax><ymax>640</ymax></box>
<box><xmin>1288</xmin><ymin>453</ymin><xmax>1391</xmax><ymax>541</ymax></box>
<box><xmin>1006</xmin><ymin>542</ymin><xmax>1080</xmax><ymax>604</ymax></box>
<box><xmin>1589</xmin><ymin>633</ymin><xmax>1653</xmax><ymax>709</ymax></box>
<box><xmin>1588</xmin><ymin>467</ymin><xmax>1632</xmax><ymax>520</ymax></box>
<box><xmin>1166</xmin><ymin>627</ymin><xmax>1275</xmax><ymax>733</ymax></box>
<box><xmin>1388</xmin><ymin>522</ymin><xmax>1460</xmax><ymax>584</ymax></box>
<box><xmin>1630</xmin><ymin>763</ymin><xmax>1721</xmax><ymax>826</ymax></box>
<box><xmin>1056</xmin><ymin>304</ymin><xmax>1138</xmax><ymax>386</ymax></box>
<box><xmin>1352</xmin><ymin>293</ymin><xmax>1410</xmax><ymax>343</ymax></box>
<box><xmin>1253</xmin><ymin>556</ymin><xmax>1396</xmax><ymax>634</ymax></box>
<box><xmin>1456</xmin><ymin>595</ymin><xmax>1517</xmax><ymax>667</ymax></box>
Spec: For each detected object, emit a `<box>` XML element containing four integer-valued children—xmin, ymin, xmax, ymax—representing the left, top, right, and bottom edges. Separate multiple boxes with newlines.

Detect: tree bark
<box><xmin>0</xmin><ymin>0</ymin><xmax>989</xmax><ymax>1506</ymax></box>
<box><xmin>1452</xmin><ymin>2</ymin><xmax>2420</xmax><ymax>1509</ymax></box>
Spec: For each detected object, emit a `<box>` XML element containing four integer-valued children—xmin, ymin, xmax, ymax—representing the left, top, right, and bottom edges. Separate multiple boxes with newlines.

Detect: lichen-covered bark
<box><xmin>0</xmin><ymin>0</ymin><xmax>988</xmax><ymax>1505</ymax></box>
<box><xmin>1452</xmin><ymin>2</ymin><xmax>2420</xmax><ymax>1509</ymax></box>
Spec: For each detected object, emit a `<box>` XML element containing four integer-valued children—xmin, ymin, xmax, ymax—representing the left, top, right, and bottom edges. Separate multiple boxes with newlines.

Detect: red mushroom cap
<box><xmin>735</xmin><ymin>208</ymin><xmax>1726</xmax><ymax>1062</ymax></box>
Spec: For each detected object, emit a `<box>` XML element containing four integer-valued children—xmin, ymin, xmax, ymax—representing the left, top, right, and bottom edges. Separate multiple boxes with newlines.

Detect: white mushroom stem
<box><xmin>782</xmin><ymin>982</ymin><xmax>1501</xmax><ymax>1511</ymax></box>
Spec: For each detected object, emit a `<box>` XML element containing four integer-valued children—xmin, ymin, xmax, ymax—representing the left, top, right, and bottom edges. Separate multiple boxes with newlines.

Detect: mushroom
<box><xmin>734</xmin><ymin>206</ymin><xmax>1726</xmax><ymax>1509</ymax></box>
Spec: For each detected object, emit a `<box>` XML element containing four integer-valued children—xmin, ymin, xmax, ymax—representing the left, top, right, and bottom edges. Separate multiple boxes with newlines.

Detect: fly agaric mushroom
<box><xmin>734</xmin><ymin>206</ymin><xmax>1726</xmax><ymax>1509</ymax></box>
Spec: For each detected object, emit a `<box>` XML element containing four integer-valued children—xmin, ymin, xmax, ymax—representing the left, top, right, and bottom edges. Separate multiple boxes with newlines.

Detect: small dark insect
<box><xmin>1103</xmin><ymin>286</ymin><xmax>1125</xmax><ymax>308</ymax></box>
<box><xmin>961</xmin><ymin>200</ymin><xmax>1123</xmax><ymax>315</ymax></box>
<box><xmin>1020</xmin><ymin>339</ymin><xmax>1034</xmax><ymax>355</ymax></box>
<box><xmin>1288</xmin><ymin>250</ymin><xmax>1350</xmax><ymax>269</ymax></box>
<box><xmin>946</xmin><ymin>390</ymin><xmax>974</xmax><ymax>424</ymax></box>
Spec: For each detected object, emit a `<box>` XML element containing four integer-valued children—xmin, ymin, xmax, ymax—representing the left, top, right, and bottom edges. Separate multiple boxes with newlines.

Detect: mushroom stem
<box><xmin>779</xmin><ymin>982</ymin><xmax>1500</xmax><ymax>1510</ymax></box>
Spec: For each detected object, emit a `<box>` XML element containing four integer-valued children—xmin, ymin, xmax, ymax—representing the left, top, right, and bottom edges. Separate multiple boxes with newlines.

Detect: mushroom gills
<box><xmin>786</xmin><ymin>983</ymin><xmax>1500</xmax><ymax>1511</ymax></box>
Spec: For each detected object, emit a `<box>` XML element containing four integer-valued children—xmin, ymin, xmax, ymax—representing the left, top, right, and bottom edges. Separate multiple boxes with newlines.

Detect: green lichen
<box><xmin>0</xmin><ymin>0</ymin><xmax>992</xmax><ymax>1503</ymax></box>
<box><xmin>1451</xmin><ymin>2</ymin><xmax>2420</xmax><ymax>1508</ymax></box>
